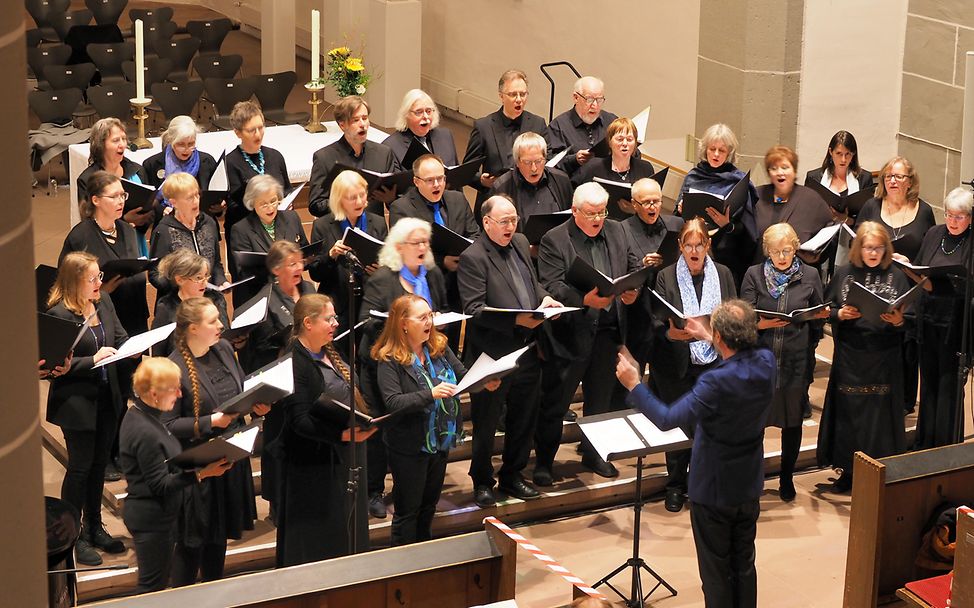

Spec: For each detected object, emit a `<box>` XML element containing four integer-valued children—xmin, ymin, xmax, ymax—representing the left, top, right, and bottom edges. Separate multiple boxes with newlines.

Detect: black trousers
<box><xmin>387</xmin><ymin>448</ymin><xmax>447</xmax><ymax>546</ymax></box>
<box><xmin>61</xmin><ymin>393</ymin><xmax>117</xmax><ymax>528</ymax></box>
<box><xmin>916</xmin><ymin>322</ymin><xmax>963</xmax><ymax>449</ymax></box>
<box><xmin>689</xmin><ymin>500</ymin><xmax>760</xmax><ymax>608</ymax></box>
<box><xmin>903</xmin><ymin>332</ymin><xmax>920</xmax><ymax>412</ymax></box>
<box><xmin>366</xmin><ymin>428</ymin><xmax>389</xmax><ymax>497</ymax></box>
<box><xmin>132</xmin><ymin>528</ymin><xmax>175</xmax><ymax>593</ymax></box>
<box><xmin>171</xmin><ymin>539</ymin><xmax>227</xmax><ymax>586</ymax></box>
<box><xmin>469</xmin><ymin>349</ymin><xmax>541</xmax><ymax>488</ymax></box>
<box><xmin>535</xmin><ymin>328</ymin><xmax>621</xmax><ymax>469</ymax></box>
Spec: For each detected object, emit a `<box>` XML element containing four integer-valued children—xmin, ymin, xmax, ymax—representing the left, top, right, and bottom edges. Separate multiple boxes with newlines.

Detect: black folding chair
<box><xmin>27</xmin><ymin>44</ymin><xmax>72</xmax><ymax>90</ymax></box>
<box><xmin>29</xmin><ymin>88</ymin><xmax>83</xmax><ymax>124</ymax></box>
<box><xmin>255</xmin><ymin>71</ymin><xmax>309</xmax><ymax>126</ymax></box>
<box><xmin>63</xmin><ymin>23</ymin><xmax>123</xmax><ymax>64</ymax></box>
<box><xmin>158</xmin><ymin>36</ymin><xmax>201</xmax><ymax>82</ymax></box>
<box><xmin>151</xmin><ymin>80</ymin><xmax>204</xmax><ymax>123</ymax></box>
<box><xmin>26</xmin><ymin>29</ymin><xmax>44</xmax><ymax>48</ymax></box>
<box><xmin>85</xmin><ymin>0</ymin><xmax>128</xmax><ymax>27</ymax></box>
<box><xmin>87</xmin><ymin>82</ymin><xmax>135</xmax><ymax>123</ymax></box>
<box><xmin>203</xmin><ymin>76</ymin><xmax>256</xmax><ymax>130</ymax></box>
<box><xmin>128</xmin><ymin>7</ymin><xmax>174</xmax><ymax>25</ymax></box>
<box><xmin>86</xmin><ymin>40</ymin><xmax>133</xmax><ymax>85</ymax></box>
<box><xmin>186</xmin><ymin>18</ymin><xmax>233</xmax><ymax>56</ymax></box>
<box><xmin>143</xmin><ymin>21</ymin><xmax>178</xmax><ymax>57</ymax></box>
<box><xmin>25</xmin><ymin>0</ymin><xmax>70</xmax><ymax>43</ymax></box>
<box><xmin>44</xmin><ymin>63</ymin><xmax>98</xmax><ymax>125</ymax></box>
<box><xmin>51</xmin><ymin>9</ymin><xmax>93</xmax><ymax>43</ymax></box>
<box><xmin>193</xmin><ymin>53</ymin><xmax>243</xmax><ymax>79</ymax></box>
<box><xmin>122</xmin><ymin>57</ymin><xmax>173</xmax><ymax>91</ymax></box>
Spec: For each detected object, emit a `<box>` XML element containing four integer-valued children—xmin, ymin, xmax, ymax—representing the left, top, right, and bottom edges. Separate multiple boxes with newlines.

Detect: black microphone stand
<box><xmin>953</xmin><ymin>180</ymin><xmax>974</xmax><ymax>444</ymax></box>
<box><xmin>342</xmin><ymin>251</ymin><xmax>365</xmax><ymax>554</ymax></box>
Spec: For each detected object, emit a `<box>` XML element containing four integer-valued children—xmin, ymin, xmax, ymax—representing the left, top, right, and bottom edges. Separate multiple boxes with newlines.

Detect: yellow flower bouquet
<box><xmin>321</xmin><ymin>45</ymin><xmax>371</xmax><ymax>97</ymax></box>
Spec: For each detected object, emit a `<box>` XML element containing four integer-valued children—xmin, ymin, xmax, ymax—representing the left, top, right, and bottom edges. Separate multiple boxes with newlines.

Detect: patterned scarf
<box><xmin>158</xmin><ymin>145</ymin><xmax>201</xmax><ymax>207</ymax></box>
<box><xmin>675</xmin><ymin>255</ymin><xmax>721</xmax><ymax>365</ymax></box>
<box><xmin>410</xmin><ymin>346</ymin><xmax>461</xmax><ymax>453</ymax></box>
<box><xmin>763</xmin><ymin>257</ymin><xmax>803</xmax><ymax>299</ymax></box>
<box><xmin>399</xmin><ymin>264</ymin><xmax>432</xmax><ymax>306</ymax></box>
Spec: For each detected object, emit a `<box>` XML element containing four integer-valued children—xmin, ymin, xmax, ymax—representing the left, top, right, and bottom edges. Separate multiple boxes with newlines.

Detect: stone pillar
<box><xmin>367</xmin><ymin>0</ymin><xmax>422</xmax><ymax>128</ymax></box>
<box><xmin>694</xmin><ymin>0</ymin><xmax>804</xmax><ymax>179</ymax></box>
<box><xmin>0</xmin><ymin>8</ymin><xmax>50</xmax><ymax>607</ymax></box>
<box><xmin>261</xmin><ymin>0</ymin><xmax>296</xmax><ymax>73</ymax></box>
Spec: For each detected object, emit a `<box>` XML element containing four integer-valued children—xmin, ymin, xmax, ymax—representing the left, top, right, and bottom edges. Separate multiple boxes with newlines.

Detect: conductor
<box><xmin>615</xmin><ymin>300</ymin><xmax>775</xmax><ymax>608</ymax></box>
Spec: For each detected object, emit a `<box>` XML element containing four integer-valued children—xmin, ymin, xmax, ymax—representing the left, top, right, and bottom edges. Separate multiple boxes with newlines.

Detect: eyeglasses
<box><xmin>417</xmin><ymin>175</ymin><xmax>446</xmax><ymax>186</ymax></box>
<box><xmin>156</xmin><ymin>386</ymin><xmax>180</xmax><ymax>394</ymax></box>
<box><xmin>408</xmin><ymin>312</ymin><xmax>435</xmax><ymax>323</ymax></box>
<box><xmin>575</xmin><ymin>94</ymin><xmax>606</xmax><ymax>106</ymax></box>
<box><xmin>410</xmin><ymin>107</ymin><xmax>435</xmax><ymax>117</ymax></box>
<box><xmin>87</xmin><ymin>271</ymin><xmax>105</xmax><ymax>284</ymax></box>
<box><xmin>96</xmin><ymin>191</ymin><xmax>129</xmax><ymax>201</ymax></box>
<box><xmin>681</xmin><ymin>243</ymin><xmax>706</xmax><ymax>253</ymax></box>
<box><xmin>255</xmin><ymin>199</ymin><xmax>280</xmax><ymax>210</ymax></box>
<box><xmin>884</xmin><ymin>173</ymin><xmax>909</xmax><ymax>182</ymax></box>
<box><xmin>769</xmin><ymin>248</ymin><xmax>795</xmax><ymax>258</ymax></box>
<box><xmin>579</xmin><ymin>210</ymin><xmax>609</xmax><ymax>221</ymax></box>
<box><xmin>634</xmin><ymin>199</ymin><xmax>662</xmax><ymax>208</ymax></box>
<box><xmin>862</xmin><ymin>245</ymin><xmax>886</xmax><ymax>254</ymax></box>
<box><xmin>518</xmin><ymin>158</ymin><xmax>545</xmax><ymax>168</ymax></box>
<box><xmin>486</xmin><ymin>215</ymin><xmax>519</xmax><ymax>227</ymax></box>
<box><xmin>403</xmin><ymin>239</ymin><xmax>430</xmax><ymax>247</ymax></box>
<box><xmin>612</xmin><ymin>135</ymin><xmax>635</xmax><ymax>144</ymax></box>
<box><xmin>241</xmin><ymin>124</ymin><xmax>264</xmax><ymax>135</ymax></box>
<box><xmin>322</xmin><ymin>314</ymin><xmax>340</xmax><ymax>325</ymax></box>
<box><xmin>502</xmin><ymin>91</ymin><xmax>529</xmax><ymax>100</ymax></box>
<box><xmin>946</xmin><ymin>213</ymin><xmax>971</xmax><ymax>222</ymax></box>
<box><xmin>185</xmin><ymin>274</ymin><xmax>208</xmax><ymax>283</ymax></box>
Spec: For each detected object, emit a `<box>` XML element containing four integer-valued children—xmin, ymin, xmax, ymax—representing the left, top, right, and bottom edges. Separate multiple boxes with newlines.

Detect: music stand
<box><xmin>577</xmin><ymin>409</ymin><xmax>692</xmax><ymax>608</ymax></box>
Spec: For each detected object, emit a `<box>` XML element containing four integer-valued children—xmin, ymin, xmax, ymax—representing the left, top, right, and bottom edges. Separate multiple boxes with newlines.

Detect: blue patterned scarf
<box><xmin>763</xmin><ymin>258</ymin><xmax>802</xmax><ymax>299</ymax></box>
<box><xmin>410</xmin><ymin>346</ymin><xmax>462</xmax><ymax>453</ymax></box>
<box><xmin>676</xmin><ymin>255</ymin><xmax>721</xmax><ymax>365</ymax></box>
<box><xmin>399</xmin><ymin>264</ymin><xmax>432</xmax><ymax>306</ymax></box>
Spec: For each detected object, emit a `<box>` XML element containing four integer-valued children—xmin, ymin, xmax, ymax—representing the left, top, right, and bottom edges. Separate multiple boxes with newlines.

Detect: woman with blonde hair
<box><xmin>571</xmin><ymin>117</ymin><xmax>657</xmax><ymax>216</ymax></box>
<box><xmin>307</xmin><ymin>169</ymin><xmax>389</xmax><ymax>331</ymax></box>
<box><xmin>741</xmin><ymin>223</ymin><xmax>828</xmax><ymax>501</ymax></box>
<box><xmin>818</xmin><ymin>221</ymin><xmax>910</xmax><ymax>492</ymax></box>
<box><xmin>162</xmin><ymin>297</ymin><xmax>268</xmax><ymax>585</ymax></box>
<box><xmin>119</xmin><ymin>357</ymin><xmax>231</xmax><ymax>592</ymax></box>
<box><xmin>383</xmin><ymin>88</ymin><xmax>459</xmax><ymax>168</ymax></box>
<box><xmin>45</xmin><ymin>251</ymin><xmax>129</xmax><ymax>566</ymax></box>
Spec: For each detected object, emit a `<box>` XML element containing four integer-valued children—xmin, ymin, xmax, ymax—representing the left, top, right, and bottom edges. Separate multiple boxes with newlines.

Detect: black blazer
<box><xmin>77</xmin><ymin>157</ymin><xmax>149</xmax><ymax>202</ymax></box>
<box><xmin>651</xmin><ymin>261</ymin><xmax>737</xmax><ymax>379</ymax></box>
<box><xmin>458</xmin><ymin>233</ymin><xmax>551</xmax><ymax>360</ymax></box>
<box><xmin>142</xmin><ymin>149</ymin><xmax>219</xmax><ymax>190</ymax></box>
<box><xmin>488</xmin><ymin>167</ymin><xmax>573</xmax><ymax>222</ymax></box>
<box><xmin>382</xmin><ymin>127</ymin><xmax>459</xmax><ymax>170</ymax></box>
<box><xmin>462</xmin><ymin>108</ymin><xmax>547</xmax><ymax>201</ymax></box>
<box><xmin>163</xmin><ymin>339</ymin><xmax>245</xmax><ymax>444</ymax></box>
<box><xmin>308</xmin><ymin>138</ymin><xmax>395</xmax><ymax>217</ymax></box>
<box><xmin>804</xmin><ymin>166</ymin><xmax>875</xmax><ymax>195</ymax></box>
<box><xmin>118</xmin><ymin>400</ymin><xmax>196</xmax><ymax>531</ymax></box>
<box><xmin>238</xmin><ymin>280</ymin><xmax>315</xmax><ymax>374</ymax></box>
<box><xmin>45</xmin><ymin>295</ymin><xmax>128</xmax><ymax>431</ymax></box>
<box><xmin>228</xmin><ymin>209</ymin><xmax>310</xmax><ymax>305</ymax></box>
<box><xmin>377</xmin><ymin>346</ymin><xmax>466</xmax><ymax>454</ymax></box>
<box><xmin>537</xmin><ymin>219</ymin><xmax>640</xmax><ymax>361</ymax></box>
<box><xmin>60</xmin><ymin>218</ymin><xmax>149</xmax><ymax>333</ymax></box>
<box><xmin>389</xmin><ymin>188</ymin><xmax>480</xmax><ymax>268</ymax></box>
<box><xmin>306</xmin><ymin>212</ymin><xmax>389</xmax><ymax>326</ymax></box>
<box><xmin>150</xmin><ymin>290</ymin><xmax>229</xmax><ymax>357</ymax></box>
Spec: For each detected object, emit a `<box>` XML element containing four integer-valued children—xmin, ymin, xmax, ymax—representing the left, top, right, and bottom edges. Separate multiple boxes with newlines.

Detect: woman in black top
<box><xmin>77</xmin><ymin>118</ymin><xmax>154</xmax><ymax>254</ymax></box>
<box><xmin>307</xmin><ymin>170</ymin><xmax>388</xmax><ymax>331</ymax></box>
<box><xmin>142</xmin><ymin>115</ymin><xmax>221</xmax><ymax>219</ymax></box>
<box><xmin>151</xmin><ymin>249</ymin><xmax>229</xmax><ymax>357</ymax></box>
<box><xmin>907</xmin><ymin>187</ymin><xmax>974</xmax><ymax>449</ymax></box>
<box><xmin>571</xmin><ymin>117</ymin><xmax>656</xmax><ymax>215</ymax></box>
<box><xmin>119</xmin><ymin>357</ymin><xmax>231</xmax><ymax>593</ymax></box>
<box><xmin>162</xmin><ymin>297</ymin><xmax>268</xmax><ymax>585</ymax></box>
<box><xmin>382</xmin><ymin>89</ymin><xmax>459</xmax><ymax>169</ymax></box>
<box><xmin>149</xmin><ymin>173</ymin><xmax>230</xmax><ymax>296</ymax></box>
<box><xmin>45</xmin><ymin>252</ymin><xmax>129</xmax><ymax>566</ymax></box>
<box><xmin>275</xmin><ymin>294</ymin><xmax>369</xmax><ymax>566</ymax></box>
<box><xmin>229</xmin><ymin>174</ymin><xmax>310</xmax><ymax>306</ymax></box>
<box><xmin>741</xmin><ymin>224</ymin><xmax>828</xmax><ymax>501</ymax></box>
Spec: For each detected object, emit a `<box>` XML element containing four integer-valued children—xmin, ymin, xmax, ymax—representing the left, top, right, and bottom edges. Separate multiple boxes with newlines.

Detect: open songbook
<box><xmin>844</xmin><ymin>279</ymin><xmax>927</xmax><ymax>323</ymax></box>
<box><xmin>648</xmin><ymin>288</ymin><xmax>712</xmax><ymax>333</ymax></box>
<box><xmin>222</xmin><ymin>291</ymin><xmax>269</xmax><ymax>340</ymax></box>
<box><xmin>893</xmin><ymin>258</ymin><xmax>968</xmax><ymax>278</ymax></box>
<box><xmin>219</xmin><ymin>354</ymin><xmax>294</xmax><ymax>415</ymax></box>
<box><xmin>805</xmin><ymin>178</ymin><xmax>874</xmax><ymax>216</ymax></box>
<box><xmin>454</xmin><ymin>344</ymin><xmax>532</xmax><ymax>394</ymax></box>
<box><xmin>577</xmin><ymin>410</ymin><xmax>691</xmax><ymax>462</ymax></box>
<box><xmin>341</xmin><ymin>226</ymin><xmax>384</xmax><ymax>266</ymax></box>
<box><xmin>481</xmin><ymin>305</ymin><xmax>581</xmax><ymax>319</ymax></box>
<box><xmin>754</xmin><ymin>303</ymin><xmax>828</xmax><ymax>323</ymax></box>
<box><xmin>167</xmin><ymin>420</ymin><xmax>262</xmax><ymax>468</ymax></box>
<box><xmin>445</xmin><ymin>157</ymin><xmax>484</xmax><ymax>189</ymax></box>
<box><xmin>566</xmin><ymin>257</ymin><xmax>654</xmax><ymax>297</ymax></box>
<box><xmin>594</xmin><ymin>166</ymin><xmax>669</xmax><ymax>221</ymax></box>
<box><xmin>681</xmin><ymin>171</ymin><xmax>751</xmax><ymax>230</ymax></box>
<box><xmin>200</xmin><ymin>150</ymin><xmax>229</xmax><ymax>209</ymax></box>
<box><xmin>277</xmin><ymin>182</ymin><xmax>306</xmax><ymax>211</ymax></box>
<box><xmin>368</xmin><ymin>310</ymin><xmax>470</xmax><ymax>327</ymax></box>
<box><xmin>120</xmin><ymin>178</ymin><xmax>155</xmax><ymax>213</ymax></box>
<box><xmin>94</xmin><ymin>322</ymin><xmax>176</xmax><ymax>367</ymax></box>
<box><xmin>101</xmin><ymin>257</ymin><xmax>158</xmax><ymax>281</ymax></box>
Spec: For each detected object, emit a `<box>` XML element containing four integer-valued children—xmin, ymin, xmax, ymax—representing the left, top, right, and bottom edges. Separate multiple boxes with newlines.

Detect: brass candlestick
<box><xmin>305</xmin><ymin>83</ymin><xmax>326</xmax><ymax>133</ymax></box>
<box><xmin>129</xmin><ymin>98</ymin><xmax>153</xmax><ymax>149</ymax></box>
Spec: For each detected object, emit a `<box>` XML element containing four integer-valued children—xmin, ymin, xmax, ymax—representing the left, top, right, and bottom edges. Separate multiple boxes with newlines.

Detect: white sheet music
<box><xmin>206</xmin><ymin>275</ymin><xmax>255</xmax><ymax>292</ymax></box>
<box><xmin>208</xmin><ymin>152</ymin><xmax>229</xmax><ymax>191</ymax></box>
<box><xmin>94</xmin><ymin>323</ymin><xmax>176</xmax><ymax>367</ymax></box>
<box><xmin>799</xmin><ymin>223</ymin><xmax>843</xmax><ymax>252</ymax></box>
<box><xmin>626</xmin><ymin>413</ymin><xmax>689</xmax><ymax>447</ymax></box>
<box><xmin>225</xmin><ymin>425</ymin><xmax>259</xmax><ymax>453</ymax></box>
<box><xmin>633</xmin><ymin>105</ymin><xmax>651</xmax><ymax>143</ymax></box>
<box><xmin>278</xmin><ymin>182</ymin><xmax>306</xmax><ymax>211</ymax></box>
<box><xmin>583</xmin><ymin>418</ymin><xmax>649</xmax><ymax>462</ymax></box>
<box><xmin>243</xmin><ymin>356</ymin><xmax>294</xmax><ymax>392</ymax></box>
<box><xmin>231</xmin><ymin>296</ymin><xmax>268</xmax><ymax>329</ymax></box>
<box><xmin>432</xmin><ymin>311</ymin><xmax>471</xmax><ymax>327</ymax></box>
<box><xmin>454</xmin><ymin>345</ymin><xmax>531</xmax><ymax>394</ymax></box>
<box><xmin>546</xmin><ymin>149</ymin><xmax>568</xmax><ymax>168</ymax></box>
<box><xmin>481</xmin><ymin>306</ymin><xmax>581</xmax><ymax>318</ymax></box>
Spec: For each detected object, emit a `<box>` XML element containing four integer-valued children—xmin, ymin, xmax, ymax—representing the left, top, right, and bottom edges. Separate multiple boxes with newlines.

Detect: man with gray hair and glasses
<box><xmin>547</xmin><ymin>76</ymin><xmax>618</xmax><ymax>177</ymax></box>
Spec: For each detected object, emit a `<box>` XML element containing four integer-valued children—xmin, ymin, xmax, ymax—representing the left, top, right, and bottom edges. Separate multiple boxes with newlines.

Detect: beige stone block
<box><xmin>739</xmin><ymin>71</ymin><xmax>792</xmax><ymax>157</ymax></box>
<box><xmin>947</xmin><ymin>149</ymin><xmax>963</xmax><ymax>192</ymax></box>
<box><xmin>909</xmin><ymin>0</ymin><xmax>974</xmax><ymax>30</ymax></box>
<box><xmin>904</xmin><ymin>16</ymin><xmax>956</xmax><ymax>83</ymax></box>
<box><xmin>779</xmin><ymin>72</ymin><xmax>801</xmax><ymax>149</ymax></box>
<box><xmin>699</xmin><ymin>0</ymin><xmax>747</xmax><ymax>68</ymax></box>
<box><xmin>955</xmin><ymin>28</ymin><xmax>974</xmax><ymax>87</ymax></box>
<box><xmin>695</xmin><ymin>57</ymin><xmax>744</xmax><ymax>140</ymax></box>
<box><xmin>897</xmin><ymin>136</ymin><xmax>949</xmax><ymax>206</ymax></box>
<box><xmin>742</xmin><ymin>0</ymin><xmax>804</xmax><ymax>72</ymax></box>
<box><xmin>899</xmin><ymin>73</ymin><xmax>963</xmax><ymax>150</ymax></box>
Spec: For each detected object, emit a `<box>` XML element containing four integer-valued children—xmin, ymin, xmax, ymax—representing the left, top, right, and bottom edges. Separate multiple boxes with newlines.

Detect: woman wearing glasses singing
<box><xmin>572</xmin><ymin>117</ymin><xmax>657</xmax><ymax>215</ymax></box>
<box><xmin>650</xmin><ymin>218</ymin><xmax>737</xmax><ymax>513</ymax></box>
<box><xmin>741</xmin><ymin>223</ymin><xmax>828</xmax><ymax>502</ymax></box>
<box><xmin>383</xmin><ymin>89</ymin><xmax>459</xmax><ymax>169</ymax></box>
<box><xmin>818</xmin><ymin>222</ymin><xmax>910</xmax><ymax>493</ymax></box>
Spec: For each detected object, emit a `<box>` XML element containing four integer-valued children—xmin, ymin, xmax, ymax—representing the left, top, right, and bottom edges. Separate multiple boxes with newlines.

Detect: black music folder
<box><xmin>893</xmin><ymin>259</ymin><xmax>967</xmax><ymax>278</ymax></box>
<box><xmin>430</xmin><ymin>223</ymin><xmax>473</xmax><ymax>257</ymax></box>
<box><xmin>101</xmin><ymin>257</ymin><xmax>157</xmax><ymax>282</ymax></box>
<box><xmin>681</xmin><ymin>171</ymin><xmax>751</xmax><ymax>230</ymax></box>
<box><xmin>804</xmin><ymin>178</ymin><xmax>874</xmax><ymax>216</ymax></box>
<box><xmin>167</xmin><ymin>421</ymin><xmax>262</xmax><ymax>468</ymax></box>
<box><xmin>231</xmin><ymin>250</ymin><xmax>268</xmax><ymax>271</ymax></box>
<box><xmin>656</xmin><ymin>229</ymin><xmax>681</xmax><ymax>267</ymax></box>
<box><xmin>566</xmin><ymin>257</ymin><xmax>654</xmax><ymax>297</ymax></box>
<box><xmin>844</xmin><ymin>279</ymin><xmax>926</xmax><ymax>323</ymax></box>
<box><xmin>341</xmin><ymin>226</ymin><xmax>384</xmax><ymax>266</ymax></box>
<box><xmin>523</xmin><ymin>210</ymin><xmax>572</xmax><ymax>245</ymax></box>
<box><xmin>219</xmin><ymin>354</ymin><xmax>293</xmax><ymax>415</ymax></box>
<box><xmin>201</xmin><ymin>151</ymin><xmax>229</xmax><ymax>210</ymax></box>
<box><xmin>120</xmin><ymin>178</ymin><xmax>156</xmax><ymax>214</ymax></box>
<box><xmin>445</xmin><ymin>157</ymin><xmax>484</xmax><ymax>189</ymax></box>
<box><xmin>37</xmin><ymin>312</ymin><xmax>88</xmax><ymax>369</ymax></box>
<box><xmin>754</xmin><ymin>303</ymin><xmax>828</xmax><ymax>323</ymax></box>
<box><xmin>36</xmin><ymin>264</ymin><xmax>58</xmax><ymax>311</ymax></box>
<box><xmin>222</xmin><ymin>288</ymin><xmax>270</xmax><ymax>340</ymax></box>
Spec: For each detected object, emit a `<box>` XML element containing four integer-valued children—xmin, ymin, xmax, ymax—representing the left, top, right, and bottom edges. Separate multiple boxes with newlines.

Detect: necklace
<box><xmin>941</xmin><ymin>234</ymin><xmax>966</xmax><ymax>255</ymax></box>
<box><xmin>98</xmin><ymin>222</ymin><xmax>117</xmax><ymax>238</ymax></box>
<box><xmin>240</xmin><ymin>146</ymin><xmax>265</xmax><ymax>174</ymax></box>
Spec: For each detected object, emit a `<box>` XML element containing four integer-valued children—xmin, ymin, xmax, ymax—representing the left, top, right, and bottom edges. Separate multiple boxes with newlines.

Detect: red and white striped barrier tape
<box><xmin>483</xmin><ymin>516</ymin><xmax>606</xmax><ymax>600</ymax></box>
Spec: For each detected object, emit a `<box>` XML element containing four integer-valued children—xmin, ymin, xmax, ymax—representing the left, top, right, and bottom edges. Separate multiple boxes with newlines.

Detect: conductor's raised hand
<box><xmin>685</xmin><ymin>316</ymin><xmax>713</xmax><ymax>342</ymax></box>
<box><xmin>615</xmin><ymin>351</ymin><xmax>641</xmax><ymax>391</ymax></box>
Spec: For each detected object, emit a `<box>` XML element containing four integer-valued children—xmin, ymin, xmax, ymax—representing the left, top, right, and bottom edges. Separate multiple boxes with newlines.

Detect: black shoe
<box><xmin>533</xmin><ymin>467</ymin><xmax>554</xmax><ymax>487</ymax></box>
<box><xmin>563</xmin><ymin>409</ymin><xmax>577</xmax><ymax>422</ymax></box>
<box><xmin>474</xmin><ymin>486</ymin><xmax>496</xmax><ymax>508</ymax></box>
<box><xmin>664</xmin><ymin>488</ymin><xmax>685</xmax><ymax>512</ymax></box>
<box><xmin>779</xmin><ymin>477</ymin><xmax>796</xmax><ymax>502</ymax></box>
<box><xmin>75</xmin><ymin>537</ymin><xmax>102</xmax><ymax>566</ymax></box>
<box><xmin>830</xmin><ymin>473</ymin><xmax>852</xmax><ymax>494</ymax></box>
<box><xmin>581</xmin><ymin>454</ymin><xmax>619</xmax><ymax>478</ymax></box>
<box><xmin>104</xmin><ymin>462</ymin><xmax>122</xmax><ymax>482</ymax></box>
<box><xmin>499</xmin><ymin>479</ymin><xmax>540</xmax><ymax>500</ymax></box>
<box><xmin>86</xmin><ymin>524</ymin><xmax>125</xmax><ymax>554</ymax></box>
<box><xmin>368</xmin><ymin>493</ymin><xmax>387</xmax><ymax>519</ymax></box>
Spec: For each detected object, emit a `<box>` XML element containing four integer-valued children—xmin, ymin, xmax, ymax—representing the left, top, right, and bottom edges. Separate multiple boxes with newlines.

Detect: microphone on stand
<box><xmin>341</xmin><ymin>249</ymin><xmax>365</xmax><ymax>270</ymax></box>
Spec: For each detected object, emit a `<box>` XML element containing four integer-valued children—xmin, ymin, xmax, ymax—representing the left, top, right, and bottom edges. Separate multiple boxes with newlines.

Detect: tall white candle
<box><xmin>311</xmin><ymin>10</ymin><xmax>320</xmax><ymax>82</ymax></box>
<box><xmin>134</xmin><ymin>19</ymin><xmax>145</xmax><ymax>100</ymax></box>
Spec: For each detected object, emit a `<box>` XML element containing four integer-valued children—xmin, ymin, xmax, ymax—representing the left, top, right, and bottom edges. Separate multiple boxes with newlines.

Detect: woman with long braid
<box><xmin>161</xmin><ymin>297</ymin><xmax>270</xmax><ymax>585</ymax></box>
<box><xmin>274</xmin><ymin>294</ymin><xmax>369</xmax><ymax>566</ymax></box>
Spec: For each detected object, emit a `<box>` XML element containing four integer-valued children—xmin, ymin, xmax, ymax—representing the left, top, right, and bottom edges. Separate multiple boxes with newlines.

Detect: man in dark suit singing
<box><xmin>616</xmin><ymin>300</ymin><xmax>775</xmax><ymax>608</ymax></box>
<box><xmin>535</xmin><ymin>182</ymin><xmax>641</xmax><ymax>482</ymax></box>
<box><xmin>458</xmin><ymin>195</ymin><xmax>563</xmax><ymax>507</ymax></box>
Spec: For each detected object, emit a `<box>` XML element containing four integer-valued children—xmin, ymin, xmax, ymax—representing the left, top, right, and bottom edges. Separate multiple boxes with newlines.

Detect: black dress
<box><xmin>227</xmin><ymin>209</ymin><xmax>310</xmax><ymax>306</ymax></box>
<box><xmin>753</xmin><ymin>184</ymin><xmax>833</xmax><ymax>264</ymax></box>
<box><xmin>150</xmin><ymin>290</ymin><xmax>230</xmax><ymax>357</ymax></box>
<box><xmin>274</xmin><ymin>342</ymin><xmax>369</xmax><ymax>566</ymax></box>
<box><xmin>817</xmin><ymin>264</ymin><xmax>909</xmax><ymax>471</ymax></box>
<box><xmin>855</xmin><ymin>198</ymin><xmax>936</xmax><ymax>262</ymax></box>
